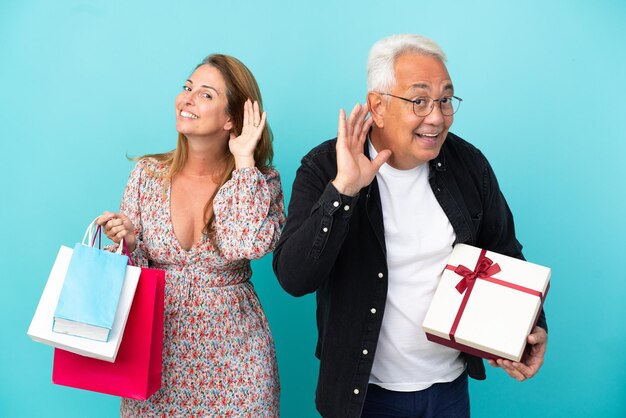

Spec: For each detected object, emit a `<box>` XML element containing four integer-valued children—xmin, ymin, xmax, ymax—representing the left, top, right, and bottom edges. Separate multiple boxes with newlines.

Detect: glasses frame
<box><xmin>380</xmin><ymin>93</ymin><xmax>463</xmax><ymax>116</ymax></box>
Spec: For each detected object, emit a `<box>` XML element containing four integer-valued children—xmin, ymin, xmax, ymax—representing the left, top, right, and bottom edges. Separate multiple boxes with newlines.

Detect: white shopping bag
<box><xmin>28</xmin><ymin>241</ymin><xmax>140</xmax><ymax>362</ymax></box>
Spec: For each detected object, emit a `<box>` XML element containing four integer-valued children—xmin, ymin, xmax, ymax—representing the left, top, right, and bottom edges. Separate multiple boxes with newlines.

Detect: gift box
<box><xmin>422</xmin><ymin>244</ymin><xmax>550</xmax><ymax>362</ymax></box>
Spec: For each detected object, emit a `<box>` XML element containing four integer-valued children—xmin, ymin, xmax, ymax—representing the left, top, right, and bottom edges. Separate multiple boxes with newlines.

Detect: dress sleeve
<box><xmin>118</xmin><ymin>159</ymin><xmax>150</xmax><ymax>268</ymax></box>
<box><xmin>212</xmin><ymin>167</ymin><xmax>286</xmax><ymax>261</ymax></box>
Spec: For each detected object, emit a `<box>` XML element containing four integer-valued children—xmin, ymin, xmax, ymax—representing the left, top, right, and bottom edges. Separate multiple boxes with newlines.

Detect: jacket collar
<box><xmin>429</xmin><ymin>146</ymin><xmax>447</xmax><ymax>172</ymax></box>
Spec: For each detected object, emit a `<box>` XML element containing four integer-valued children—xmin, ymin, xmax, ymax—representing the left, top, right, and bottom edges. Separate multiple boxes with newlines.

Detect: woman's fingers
<box><xmin>100</xmin><ymin>216</ymin><xmax>129</xmax><ymax>240</ymax></box>
<box><xmin>241</xmin><ymin>99</ymin><xmax>265</xmax><ymax>133</ymax></box>
<box><xmin>107</xmin><ymin>222</ymin><xmax>125</xmax><ymax>236</ymax></box>
<box><xmin>247</xmin><ymin>99</ymin><xmax>252</xmax><ymax>124</ymax></box>
<box><xmin>228</xmin><ymin>100</ymin><xmax>266</xmax><ymax>169</ymax></box>
<box><xmin>253</xmin><ymin>100</ymin><xmax>261</xmax><ymax>127</ymax></box>
<box><xmin>242</xmin><ymin>99</ymin><xmax>251</xmax><ymax>129</ymax></box>
<box><xmin>96</xmin><ymin>211</ymin><xmax>116</xmax><ymax>226</ymax></box>
<box><xmin>94</xmin><ymin>213</ymin><xmax>136</xmax><ymax>250</ymax></box>
<box><xmin>257</xmin><ymin>111</ymin><xmax>267</xmax><ymax>132</ymax></box>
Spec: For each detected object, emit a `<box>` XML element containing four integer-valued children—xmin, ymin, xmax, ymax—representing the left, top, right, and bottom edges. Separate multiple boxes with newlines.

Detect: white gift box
<box><xmin>422</xmin><ymin>244</ymin><xmax>550</xmax><ymax>362</ymax></box>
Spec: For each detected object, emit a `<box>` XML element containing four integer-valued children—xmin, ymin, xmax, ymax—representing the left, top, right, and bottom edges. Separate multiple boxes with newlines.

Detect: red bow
<box><xmin>444</xmin><ymin>247</ymin><xmax>544</xmax><ymax>345</ymax></box>
<box><xmin>452</xmin><ymin>254</ymin><xmax>501</xmax><ymax>294</ymax></box>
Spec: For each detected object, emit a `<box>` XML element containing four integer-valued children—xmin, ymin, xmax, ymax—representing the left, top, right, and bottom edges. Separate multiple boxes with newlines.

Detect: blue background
<box><xmin>2</xmin><ymin>1</ymin><xmax>625</xmax><ymax>417</ymax></box>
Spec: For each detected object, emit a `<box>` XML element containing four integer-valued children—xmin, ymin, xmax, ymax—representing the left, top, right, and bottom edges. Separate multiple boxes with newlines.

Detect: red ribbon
<box><xmin>445</xmin><ymin>249</ymin><xmax>542</xmax><ymax>343</ymax></box>
<box><xmin>451</xmin><ymin>252</ymin><xmax>501</xmax><ymax>294</ymax></box>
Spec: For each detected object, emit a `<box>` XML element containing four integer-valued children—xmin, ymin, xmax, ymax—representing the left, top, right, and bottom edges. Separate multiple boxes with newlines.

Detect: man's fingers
<box><xmin>528</xmin><ymin>328</ymin><xmax>547</xmax><ymax>346</ymax></box>
<box><xmin>350</xmin><ymin>103</ymin><xmax>369</xmax><ymax>140</ymax></box>
<box><xmin>346</xmin><ymin>103</ymin><xmax>361</xmax><ymax>138</ymax></box>
<box><xmin>497</xmin><ymin>359</ymin><xmax>526</xmax><ymax>381</ymax></box>
<box><xmin>370</xmin><ymin>149</ymin><xmax>392</xmax><ymax>172</ymax></box>
<box><xmin>499</xmin><ymin>358</ymin><xmax>542</xmax><ymax>381</ymax></box>
<box><xmin>354</xmin><ymin>103</ymin><xmax>369</xmax><ymax>127</ymax></box>
<box><xmin>338</xmin><ymin>108</ymin><xmax>347</xmax><ymax>140</ymax></box>
<box><xmin>516</xmin><ymin>363</ymin><xmax>536</xmax><ymax>379</ymax></box>
<box><xmin>357</xmin><ymin>117</ymin><xmax>374</xmax><ymax>147</ymax></box>
<box><xmin>511</xmin><ymin>361</ymin><xmax>539</xmax><ymax>380</ymax></box>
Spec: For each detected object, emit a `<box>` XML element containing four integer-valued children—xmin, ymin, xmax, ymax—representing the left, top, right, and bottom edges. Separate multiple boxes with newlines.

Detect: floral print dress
<box><xmin>118</xmin><ymin>158</ymin><xmax>285</xmax><ymax>417</ymax></box>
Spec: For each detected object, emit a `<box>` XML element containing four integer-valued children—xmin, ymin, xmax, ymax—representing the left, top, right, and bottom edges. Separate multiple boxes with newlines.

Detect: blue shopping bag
<box><xmin>53</xmin><ymin>219</ymin><xmax>129</xmax><ymax>342</ymax></box>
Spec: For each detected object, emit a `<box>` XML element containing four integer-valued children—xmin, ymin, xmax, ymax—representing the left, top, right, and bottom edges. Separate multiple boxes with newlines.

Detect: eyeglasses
<box><xmin>380</xmin><ymin>93</ymin><xmax>463</xmax><ymax>117</ymax></box>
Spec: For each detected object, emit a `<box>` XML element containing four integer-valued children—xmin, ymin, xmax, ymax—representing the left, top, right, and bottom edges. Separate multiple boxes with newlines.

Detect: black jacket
<box><xmin>273</xmin><ymin>133</ymin><xmax>547</xmax><ymax>418</ymax></box>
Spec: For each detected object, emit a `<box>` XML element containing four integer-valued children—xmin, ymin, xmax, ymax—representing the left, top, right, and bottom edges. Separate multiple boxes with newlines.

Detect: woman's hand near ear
<box><xmin>229</xmin><ymin>99</ymin><xmax>266</xmax><ymax>169</ymax></box>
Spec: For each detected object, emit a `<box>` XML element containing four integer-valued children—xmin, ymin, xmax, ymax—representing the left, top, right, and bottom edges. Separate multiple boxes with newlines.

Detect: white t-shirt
<box><xmin>368</xmin><ymin>141</ymin><xmax>465</xmax><ymax>392</ymax></box>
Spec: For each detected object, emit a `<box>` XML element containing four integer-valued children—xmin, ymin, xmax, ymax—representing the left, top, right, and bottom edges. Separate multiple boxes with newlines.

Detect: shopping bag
<box><xmin>52</xmin><ymin>267</ymin><xmax>165</xmax><ymax>400</ymax></box>
<box><xmin>53</xmin><ymin>220</ymin><xmax>129</xmax><ymax>341</ymax></box>
<box><xmin>28</xmin><ymin>244</ymin><xmax>140</xmax><ymax>361</ymax></box>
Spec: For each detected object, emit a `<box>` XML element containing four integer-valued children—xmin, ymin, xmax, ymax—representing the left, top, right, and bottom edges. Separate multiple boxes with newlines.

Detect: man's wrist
<box><xmin>331</xmin><ymin>179</ymin><xmax>360</xmax><ymax>197</ymax></box>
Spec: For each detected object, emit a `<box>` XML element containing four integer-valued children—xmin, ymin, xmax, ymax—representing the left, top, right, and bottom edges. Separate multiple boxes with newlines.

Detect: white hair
<box><xmin>367</xmin><ymin>34</ymin><xmax>447</xmax><ymax>93</ymax></box>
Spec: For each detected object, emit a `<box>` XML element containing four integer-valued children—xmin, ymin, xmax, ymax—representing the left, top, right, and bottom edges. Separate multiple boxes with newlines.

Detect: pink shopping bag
<box><xmin>52</xmin><ymin>267</ymin><xmax>165</xmax><ymax>400</ymax></box>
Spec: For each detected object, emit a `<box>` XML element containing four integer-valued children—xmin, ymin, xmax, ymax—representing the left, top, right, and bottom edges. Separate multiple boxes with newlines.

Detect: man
<box><xmin>273</xmin><ymin>34</ymin><xmax>547</xmax><ymax>418</ymax></box>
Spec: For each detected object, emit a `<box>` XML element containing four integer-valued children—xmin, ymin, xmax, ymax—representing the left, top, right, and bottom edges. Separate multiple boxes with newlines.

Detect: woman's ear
<box><xmin>223</xmin><ymin>117</ymin><xmax>233</xmax><ymax>132</ymax></box>
<box><xmin>367</xmin><ymin>92</ymin><xmax>385</xmax><ymax>128</ymax></box>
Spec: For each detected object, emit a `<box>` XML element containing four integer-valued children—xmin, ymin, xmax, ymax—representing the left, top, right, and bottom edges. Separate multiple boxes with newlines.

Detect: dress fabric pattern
<box><xmin>118</xmin><ymin>158</ymin><xmax>285</xmax><ymax>417</ymax></box>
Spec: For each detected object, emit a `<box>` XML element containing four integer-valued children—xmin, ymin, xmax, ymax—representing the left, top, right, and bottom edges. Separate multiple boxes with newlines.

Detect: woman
<box><xmin>97</xmin><ymin>54</ymin><xmax>284</xmax><ymax>416</ymax></box>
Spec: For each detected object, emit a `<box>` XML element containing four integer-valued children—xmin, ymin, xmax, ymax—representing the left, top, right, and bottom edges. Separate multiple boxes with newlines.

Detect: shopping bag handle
<box><xmin>82</xmin><ymin>218</ymin><xmax>102</xmax><ymax>249</ymax></box>
<box><xmin>122</xmin><ymin>239</ymin><xmax>135</xmax><ymax>266</ymax></box>
<box><xmin>81</xmin><ymin>218</ymin><xmax>130</xmax><ymax>259</ymax></box>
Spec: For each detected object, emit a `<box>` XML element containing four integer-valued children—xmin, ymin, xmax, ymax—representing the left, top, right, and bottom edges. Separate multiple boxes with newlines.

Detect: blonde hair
<box><xmin>140</xmin><ymin>54</ymin><xmax>273</xmax><ymax>236</ymax></box>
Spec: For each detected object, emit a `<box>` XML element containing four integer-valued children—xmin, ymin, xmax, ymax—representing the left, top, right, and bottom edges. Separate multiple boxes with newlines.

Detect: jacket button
<box><xmin>362</xmin><ymin>349</ymin><xmax>369</xmax><ymax>355</ymax></box>
<box><xmin>322</xmin><ymin>227</ymin><xmax>328</xmax><ymax>233</ymax></box>
<box><xmin>333</xmin><ymin>201</ymin><xmax>340</xmax><ymax>207</ymax></box>
<box><xmin>353</xmin><ymin>388</ymin><xmax>360</xmax><ymax>395</ymax></box>
<box><xmin>370</xmin><ymin>308</ymin><xmax>377</xmax><ymax>314</ymax></box>
<box><xmin>378</xmin><ymin>272</ymin><xmax>384</xmax><ymax>278</ymax></box>
<box><xmin>344</xmin><ymin>205</ymin><xmax>350</xmax><ymax>211</ymax></box>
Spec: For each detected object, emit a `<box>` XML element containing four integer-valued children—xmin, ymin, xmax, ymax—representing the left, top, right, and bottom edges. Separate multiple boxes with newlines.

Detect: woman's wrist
<box><xmin>234</xmin><ymin>155</ymin><xmax>256</xmax><ymax>169</ymax></box>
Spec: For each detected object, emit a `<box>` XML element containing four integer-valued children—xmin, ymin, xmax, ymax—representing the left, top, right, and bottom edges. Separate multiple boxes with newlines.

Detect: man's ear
<box><xmin>367</xmin><ymin>92</ymin><xmax>385</xmax><ymax>128</ymax></box>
